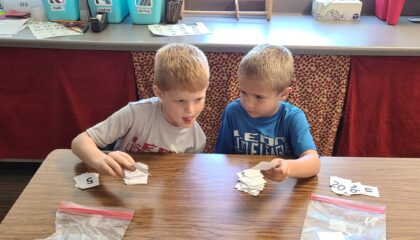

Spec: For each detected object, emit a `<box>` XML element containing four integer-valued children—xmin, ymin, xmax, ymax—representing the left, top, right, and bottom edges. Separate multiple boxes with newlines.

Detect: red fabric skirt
<box><xmin>337</xmin><ymin>56</ymin><xmax>420</xmax><ymax>157</ymax></box>
<box><xmin>0</xmin><ymin>48</ymin><xmax>137</xmax><ymax>159</ymax></box>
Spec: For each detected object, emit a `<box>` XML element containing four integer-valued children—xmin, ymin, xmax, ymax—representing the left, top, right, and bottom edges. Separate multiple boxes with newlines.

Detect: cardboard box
<box><xmin>312</xmin><ymin>0</ymin><xmax>363</xmax><ymax>21</ymax></box>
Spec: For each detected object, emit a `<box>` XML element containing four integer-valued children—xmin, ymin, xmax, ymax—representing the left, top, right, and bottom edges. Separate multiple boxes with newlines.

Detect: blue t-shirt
<box><xmin>215</xmin><ymin>99</ymin><xmax>316</xmax><ymax>157</ymax></box>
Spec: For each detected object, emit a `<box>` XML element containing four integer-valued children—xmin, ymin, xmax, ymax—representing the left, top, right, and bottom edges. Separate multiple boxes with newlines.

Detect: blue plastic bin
<box><xmin>128</xmin><ymin>0</ymin><xmax>164</xmax><ymax>25</ymax></box>
<box><xmin>43</xmin><ymin>0</ymin><xmax>80</xmax><ymax>21</ymax></box>
<box><xmin>88</xmin><ymin>0</ymin><xmax>129</xmax><ymax>23</ymax></box>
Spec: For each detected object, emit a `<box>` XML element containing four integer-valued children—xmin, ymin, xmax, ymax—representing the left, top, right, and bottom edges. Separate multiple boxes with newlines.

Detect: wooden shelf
<box><xmin>181</xmin><ymin>0</ymin><xmax>273</xmax><ymax>21</ymax></box>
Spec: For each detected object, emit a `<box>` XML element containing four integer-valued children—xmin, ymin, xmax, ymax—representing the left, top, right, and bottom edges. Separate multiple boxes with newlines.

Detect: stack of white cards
<box><xmin>236</xmin><ymin>169</ymin><xmax>267</xmax><ymax>196</ymax></box>
<box><xmin>330</xmin><ymin>176</ymin><xmax>380</xmax><ymax>197</ymax></box>
<box><xmin>74</xmin><ymin>172</ymin><xmax>100</xmax><ymax>189</ymax></box>
<box><xmin>235</xmin><ymin>161</ymin><xmax>277</xmax><ymax>196</ymax></box>
<box><xmin>124</xmin><ymin>162</ymin><xmax>151</xmax><ymax>185</ymax></box>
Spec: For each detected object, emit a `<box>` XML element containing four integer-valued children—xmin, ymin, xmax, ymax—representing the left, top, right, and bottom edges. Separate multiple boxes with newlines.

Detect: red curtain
<box><xmin>0</xmin><ymin>48</ymin><xmax>137</xmax><ymax>159</ymax></box>
<box><xmin>337</xmin><ymin>56</ymin><xmax>420</xmax><ymax>157</ymax></box>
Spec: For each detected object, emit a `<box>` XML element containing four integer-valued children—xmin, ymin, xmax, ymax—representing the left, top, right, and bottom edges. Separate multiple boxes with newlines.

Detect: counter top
<box><xmin>1</xmin><ymin>15</ymin><xmax>420</xmax><ymax>56</ymax></box>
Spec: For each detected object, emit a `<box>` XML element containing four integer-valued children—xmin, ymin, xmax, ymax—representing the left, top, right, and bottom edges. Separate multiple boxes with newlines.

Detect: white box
<box><xmin>312</xmin><ymin>0</ymin><xmax>363</xmax><ymax>21</ymax></box>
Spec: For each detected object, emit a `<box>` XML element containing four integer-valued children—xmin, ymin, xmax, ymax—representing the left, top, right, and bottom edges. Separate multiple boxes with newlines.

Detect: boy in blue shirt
<box><xmin>215</xmin><ymin>44</ymin><xmax>320</xmax><ymax>182</ymax></box>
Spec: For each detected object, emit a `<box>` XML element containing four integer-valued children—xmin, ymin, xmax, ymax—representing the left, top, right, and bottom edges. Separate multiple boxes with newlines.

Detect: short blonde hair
<box><xmin>154</xmin><ymin>43</ymin><xmax>210</xmax><ymax>92</ymax></box>
<box><xmin>239</xmin><ymin>44</ymin><xmax>294</xmax><ymax>92</ymax></box>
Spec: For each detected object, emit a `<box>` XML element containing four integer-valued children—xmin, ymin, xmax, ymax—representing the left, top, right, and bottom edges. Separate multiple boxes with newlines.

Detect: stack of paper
<box><xmin>74</xmin><ymin>172</ymin><xmax>100</xmax><ymax>189</ymax></box>
<box><xmin>28</xmin><ymin>21</ymin><xmax>82</xmax><ymax>39</ymax></box>
<box><xmin>235</xmin><ymin>169</ymin><xmax>267</xmax><ymax>196</ymax></box>
<box><xmin>148</xmin><ymin>22</ymin><xmax>211</xmax><ymax>37</ymax></box>
<box><xmin>124</xmin><ymin>162</ymin><xmax>151</xmax><ymax>185</ymax></box>
<box><xmin>0</xmin><ymin>18</ymin><xmax>29</xmax><ymax>37</ymax></box>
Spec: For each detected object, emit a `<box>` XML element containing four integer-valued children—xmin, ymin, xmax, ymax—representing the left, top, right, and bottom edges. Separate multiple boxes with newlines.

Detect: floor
<box><xmin>0</xmin><ymin>162</ymin><xmax>40</xmax><ymax>223</ymax></box>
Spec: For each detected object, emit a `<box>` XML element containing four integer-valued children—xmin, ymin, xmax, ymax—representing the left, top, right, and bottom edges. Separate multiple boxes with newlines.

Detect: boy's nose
<box><xmin>185</xmin><ymin>102</ymin><xmax>194</xmax><ymax>113</ymax></box>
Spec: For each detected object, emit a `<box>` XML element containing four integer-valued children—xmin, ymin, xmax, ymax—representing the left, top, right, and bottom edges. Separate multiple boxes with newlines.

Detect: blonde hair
<box><xmin>239</xmin><ymin>44</ymin><xmax>294</xmax><ymax>92</ymax></box>
<box><xmin>154</xmin><ymin>43</ymin><xmax>209</xmax><ymax>92</ymax></box>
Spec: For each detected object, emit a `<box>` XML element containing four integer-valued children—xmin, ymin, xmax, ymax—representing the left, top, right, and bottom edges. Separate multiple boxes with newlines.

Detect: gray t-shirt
<box><xmin>87</xmin><ymin>97</ymin><xmax>206</xmax><ymax>153</ymax></box>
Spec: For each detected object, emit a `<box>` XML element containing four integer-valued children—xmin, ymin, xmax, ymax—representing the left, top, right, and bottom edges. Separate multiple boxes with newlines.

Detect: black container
<box><xmin>165</xmin><ymin>0</ymin><xmax>183</xmax><ymax>24</ymax></box>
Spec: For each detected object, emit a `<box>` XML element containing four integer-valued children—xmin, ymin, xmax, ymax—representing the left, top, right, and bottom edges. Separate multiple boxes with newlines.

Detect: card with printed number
<box><xmin>330</xmin><ymin>176</ymin><xmax>379</xmax><ymax>198</ymax></box>
<box><xmin>74</xmin><ymin>172</ymin><xmax>100</xmax><ymax>189</ymax></box>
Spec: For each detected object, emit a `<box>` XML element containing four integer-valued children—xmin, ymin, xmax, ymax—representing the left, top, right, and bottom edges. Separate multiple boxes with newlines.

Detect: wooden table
<box><xmin>1</xmin><ymin>149</ymin><xmax>419</xmax><ymax>239</ymax></box>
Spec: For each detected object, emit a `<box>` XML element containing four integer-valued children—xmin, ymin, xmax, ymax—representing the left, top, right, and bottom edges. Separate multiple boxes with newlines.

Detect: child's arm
<box><xmin>262</xmin><ymin>149</ymin><xmax>320</xmax><ymax>182</ymax></box>
<box><xmin>71</xmin><ymin>132</ymin><xmax>136</xmax><ymax>178</ymax></box>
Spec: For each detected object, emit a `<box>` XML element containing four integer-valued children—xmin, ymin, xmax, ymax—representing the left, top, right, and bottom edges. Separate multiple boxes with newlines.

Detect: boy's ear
<box><xmin>278</xmin><ymin>87</ymin><xmax>293</xmax><ymax>101</ymax></box>
<box><xmin>153</xmin><ymin>85</ymin><xmax>163</xmax><ymax>98</ymax></box>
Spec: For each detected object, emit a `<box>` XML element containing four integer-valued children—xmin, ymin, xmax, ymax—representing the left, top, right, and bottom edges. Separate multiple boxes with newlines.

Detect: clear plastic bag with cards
<box><xmin>301</xmin><ymin>194</ymin><xmax>386</xmax><ymax>240</ymax></box>
<box><xmin>43</xmin><ymin>201</ymin><xmax>134</xmax><ymax>240</ymax></box>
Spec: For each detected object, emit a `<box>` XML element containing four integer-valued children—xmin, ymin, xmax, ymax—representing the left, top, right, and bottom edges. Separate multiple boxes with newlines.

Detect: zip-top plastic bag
<box><xmin>43</xmin><ymin>201</ymin><xmax>134</xmax><ymax>240</ymax></box>
<box><xmin>301</xmin><ymin>194</ymin><xmax>386</xmax><ymax>240</ymax></box>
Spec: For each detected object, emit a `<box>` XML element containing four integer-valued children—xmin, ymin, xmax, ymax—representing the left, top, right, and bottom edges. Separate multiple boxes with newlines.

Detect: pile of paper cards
<box><xmin>330</xmin><ymin>176</ymin><xmax>379</xmax><ymax>197</ymax></box>
<box><xmin>235</xmin><ymin>161</ymin><xmax>277</xmax><ymax>196</ymax></box>
<box><xmin>123</xmin><ymin>162</ymin><xmax>151</xmax><ymax>185</ymax></box>
<box><xmin>236</xmin><ymin>169</ymin><xmax>267</xmax><ymax>196</ymax></box>
<box><xmin>74</xmin><ymin>172</ymin><xmax>100</xmax><ymax>189</ymax></box>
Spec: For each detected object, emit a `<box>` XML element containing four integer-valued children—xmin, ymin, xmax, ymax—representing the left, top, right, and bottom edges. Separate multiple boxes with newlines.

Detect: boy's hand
<box><xmin>261</xmin><ymin>158</ymin><xmax>290</xmax><ymax>182</ymax></box>
<box><xmin>95</xmin><ymin>151</ymin><xmax>136</xmax><ymax>178</ymax></box>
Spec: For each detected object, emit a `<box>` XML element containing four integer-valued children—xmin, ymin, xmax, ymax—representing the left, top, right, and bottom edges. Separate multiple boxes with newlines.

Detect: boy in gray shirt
<box><xmin>72</xmin><ymin>43</ymin><xmax>209</xmax><ymax>178</ymax></box>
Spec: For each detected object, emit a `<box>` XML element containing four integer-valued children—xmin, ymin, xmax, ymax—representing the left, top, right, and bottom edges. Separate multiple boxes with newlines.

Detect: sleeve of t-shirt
<box><xmin>215</xmin><ymin>108</ymin><xmax>235</xmax><ymax>154</ymax></box>
<box><xmin>86</xmin><ymin>104</ymin><xmax>135</xmax><ymax>148</ymax></box>
<box><xmin>288</xmin><ymin>109</ymin><xmax>317</xmax><ymax>156</ymax></box>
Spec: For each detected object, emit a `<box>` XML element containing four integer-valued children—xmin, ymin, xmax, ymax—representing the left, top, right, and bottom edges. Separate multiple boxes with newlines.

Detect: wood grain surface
<box><xmin>0</xmin><ymin>149</ymin><xmax>419</xmax><ymax>239</ymax></box>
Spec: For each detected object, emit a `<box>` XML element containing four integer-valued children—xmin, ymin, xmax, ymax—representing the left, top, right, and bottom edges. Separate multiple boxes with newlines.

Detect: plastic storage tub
<box><xmin>43</xmin><ymin>0</ymin><xmax>80</xmax><ymax>21</ymax></box>
<box><xmin>88</xmin><ymin>0</ymin><xmax>129</xmax><ymax>23</ymax></box>
<box><xmin>375</xmin><ymin>0</ymin><xmax>389</xmax><ymax>20</ymax></box>
<box><xmin>386</xmin><ymin>0</ymin><xmax>405</xmax><ymax>25</ymax></box>
<box><xmin>128</xmin><ymin>0</ymin><xmax>164</xmax><ymax>25</ymax></box>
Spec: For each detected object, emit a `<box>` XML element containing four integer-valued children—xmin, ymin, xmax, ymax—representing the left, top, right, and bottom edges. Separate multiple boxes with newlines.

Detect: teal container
<box><xmin>88</xmin><ymin>0</ymin><xmax>129</xmax><ymax>23</ymax></box>
<box><xmin>128</xmin><ymin>0</ymin><xmax>164</xmax><ymax>25</ymax></box>
<box><xmin>43</xmin><ymin>0</ymin><xmax>80</xmax><ymax>21</ymax></box>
